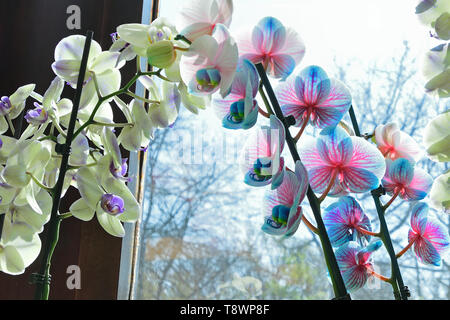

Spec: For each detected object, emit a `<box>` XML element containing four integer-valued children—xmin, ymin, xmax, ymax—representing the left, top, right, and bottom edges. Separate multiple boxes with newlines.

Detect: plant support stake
<box><xmin>348</xmin><ymin>105</ymin><xmax>409</xmax><ymax>300</ymax></box>
<box><xmin>33</xmin><ymin>30</ymin><xmax>94</xmax><ymax>300</ymax></box>
<box><xmin>255</xmin><ymin>63</ymin><xmax>350</xmax><ymax>300</ymax></box>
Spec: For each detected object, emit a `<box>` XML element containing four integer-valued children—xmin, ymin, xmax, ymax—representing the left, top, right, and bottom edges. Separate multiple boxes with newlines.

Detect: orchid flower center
<box><xmin>0</xmin><ymin>96</ymin><xmax>12</xmax><ymax>116</ymax></box>
<box><xmin>100</xmin><ymin>193</ymin><xmax>125</xmax><ymax>216</ymax></box>
<box><xmin>148</xmin><ymin>25</ymin><xmax>172</xmax><ymax>44</ymax></box>
<box><xmin>271</xmin><ymin>204</ymin><xmax>290</xmax><ymax>226</ymax></box>
<box><xmin>196</xmin><ymin>68</ymin><xmax>221</xmax><ymax>93</ymax></box>
<box><xmin>253</xmin><ymin>157</ymin><xmax>273</xmax><ymax>179</ymax></box>
<box><xmin>24</xmin><ymin>103</ymin><xmax>48</xmax><ymax>125</ymax></box>
<box><xmin>228</xmin><ymin>100</ymin><xmax>245</xmax><ymax>123</ymax></box>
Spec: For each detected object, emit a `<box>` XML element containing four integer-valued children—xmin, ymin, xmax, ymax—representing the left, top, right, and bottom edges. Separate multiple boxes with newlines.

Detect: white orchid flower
<box><xmin>70</xmin><ymin>166</ymin><xmax>140</xmax><ymax>237</ymax></box>
<box><xmin>0</xmin><ymin>233</ymin><xmax>41</xmax><ymax>275</ymax></box>
<box><xmin>51</xmin><ymin>35</ymin><xmax>122</xmax><ymax>110</ymax></box>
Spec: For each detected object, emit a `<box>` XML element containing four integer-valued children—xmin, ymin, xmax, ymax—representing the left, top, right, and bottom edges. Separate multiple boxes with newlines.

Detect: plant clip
<box><xmin>284</xmin><ymin>115</ymin><xmax>296</xmax><ymax>128</ymax></box>
<box><xmin>401</xmin><ymin>286</ymin><xmax>411</xmax><ymax>297</ymax></box>
<box><xmin>29</xmin><ymin>272</ymin><xmax>51</xmax><ymax>285</ymax></box>
<box><xmin>371</xmin><ymin>185</ymin><xmax>386</xmax><ymax>197</ymax></box>
<box><xmin>55</xmin><ymin>143</ymin><xmax>70</xmax><ymax>156</ymax></box>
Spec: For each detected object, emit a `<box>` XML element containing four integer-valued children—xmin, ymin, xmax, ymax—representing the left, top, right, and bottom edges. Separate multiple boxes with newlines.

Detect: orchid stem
<box><xmin>258</xmin><ymin>82</ymin><xmax>274</xmax><ymax>115</ymax></box>
<box><xmin>91</xmin><ymin>120</ymin><xmax>134</xmax><ymax>128</ymax></box>
<box><xmin>367</xmin><ymin>267</ymin><xmax>390</xmax><ymax>283</ymax></box>
<box><xmin>302</xmin><ymin>215</ymin><xmax>319</xmax><ymax>234</ymax></box>
<box><xmin>26</xmin><ymin>172</ymin><xmax>52</xmax><ymax>193</ymax></box>
<box><xmin>258</xmin><ymin>107</ymin><xmax>270</xmax><ymax>118</ymax></box>
<box><xmin>382</xmin><ymin>189</ymin><xmax>400</xmax><ymax>211</ymax></box>
<box><xmin>126</xmin><ymin>91</ymin><xmax>159</xmax><ymax>104</ymax></box>
<box><xmin>355</xmin><ymin>226</ymin><xmax>380</xmax><ymax>237</ymax></box>
<box><xmin>396</xmin><ymin>238</ymin><xmax>416</xmax><ymax>259</ymax></box>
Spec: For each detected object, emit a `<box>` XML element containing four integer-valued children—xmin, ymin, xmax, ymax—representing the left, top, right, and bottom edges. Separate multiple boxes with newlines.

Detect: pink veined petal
<box><xmin>393</xmin><ymin>131</ymin><xmax>423</xmax><ymax>162</ymax></box>
<box><xmin>422</xmin><ymin>218</ymin><xmax>450</xmax><ymax>253</ymax></box>
<box><xmin>298</xmin><ymin>135</ymin><xmax>329</xmax><ymax>169</ymax></box>
<box><xmin>402</xmin><ymin>167</ymin><xmax>433</xmax><ymax>201</ymax></box>
<box><xmin>313</xmin><ymin>79</ymin><xmax>352</xmax><ymax>129</ymax></box>
<box><xmin>342</xmin><ymin>265</ymin><xmax>369</xmax><ymax>292</ymax></box>
<box><xmin>296</xmin><ymin>66</ymin><xmax>331</xmax><ymax>106</ymax></box>
<box><xmin>254</xmin><ymin>17</ymin><xmax>286</xmax><ymax>55</ymax></box>
<box><xmin>214</xmin><ymin>0</ymin><xmax>233</xmax><ymax>26</ymax></box>
<box><xmin>214</xmin><ymin>32</ymin><xmax>238</xmax><ymax>97</ymax></box>
<box><xmin>307</xmin><ymin>165</ymin><xmax>334</xmax><ymax>194</ymax></box>
<box><xmin>277</xmin><ymin>77</ymin><xmax>307</xmax><ymax>126</ymax></box>
<box><xmin>263</xmin><ymin>170</ymin><xmax>299</xmax><ymax>216</ymax></box>
<box><xmin>180</xmin><ymin>23</ymin><xmax>215</xmax><ymax>43</ymax></box>
<box><xmin>388</xmin><ymin>158</ymin><xmax>414</xmax><ymax>186</ymax></box>
<box><xmin>316</xmin><ymin>126</ymin><xmax>353</xmax><ymax>165</ymax></box>
<box><xmin>336</xmin><ymin>242</ymin><xmax>359</xmax><ymax>271</ymax></box>
<box><xmin>413</xmin><ymin>236</ymin><xmax>442</xmax><ymax>266</ymax></box>
<box><xmin>317</xmin><ymin>136</ymin><xmax>353</xmax><ymax>165</ymax></box>
<box><xmin>268</xmin><ymin>54</ymin><xmax>296</xmax><ymax>80</ymax></box>
<box><xmin>275</xmin><ymin>27</ymin><xmax>305</xmax><ymax>65</ymax></box>
<box><xmin>342</xmin><ymin>166</ymin><xmax>381</xmax><ymax>193</ymax></box>
<box><xmin>348</xmin><ymin>137</ymin><xmax>386</xmax><ymax>180</ymax></box>
<box><xmin>237</xmin><ymin>30</ymin><xmax>260</xmax><ymax>56</ymax></box>
<box><xmin>410</xmin><ymin>202</ymin><xmax>428</xmax><ymax>234</ymax></box>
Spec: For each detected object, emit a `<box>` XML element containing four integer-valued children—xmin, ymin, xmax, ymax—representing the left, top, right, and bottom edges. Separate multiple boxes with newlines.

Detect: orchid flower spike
<box><xmin>237</xmin><ymin>16</ymin><xmax>305</xmax><ymax>80</ymax></box>
<box><xmin>240</xmin><ymin>115</ymin><xmax>286</xmax><ymax>189</ymax></box>
<box><xmin>261</xmin><ymin>161</ymin><xmax>308</xmax><ymax>237</ymax></box>
<box><xmin>408</xmin><ymin>202</ymin><xmax>450</xmax><ymax>266</ymax></box>
<box><xmin>374</xmin><ymin>123</ymin><xmax>423</xmax><ymax>162</ymax></box>
<box><xmin>323</xmin><ymin>196</ymin><xmax>373</xmax><ymax>248</ymax></box>
<box><xmin>382</xmin><ymin>158</ymin><xmax>433</xmax><ymax>201</ymax></box>
<box><xmin>335</xmin><ymin>240</ymin><xmax>383</xmax><ymax>292</ymax></box>
<box><xmin>276</xmin><ymin>65</ymin><xmax>352</xmax><ymax>131</ymax></box>
<box><xmin>299</xmin><ymin>126</ymin><xmax>386</xmax><ymax>197</ymax></box>
<box><xmin>180</xmin><ymin>24</ymin><xmax>238</xmax><ymax>97</ymax></box>
<box><xmin>178</xmin><ymin>0</ymin><xmax>233</xmax><ymax>42</ymax></box>
<box><xmin>213</xmin><ymin>59</ymin><xmax>259</xmax><ymax>129</ymax></box>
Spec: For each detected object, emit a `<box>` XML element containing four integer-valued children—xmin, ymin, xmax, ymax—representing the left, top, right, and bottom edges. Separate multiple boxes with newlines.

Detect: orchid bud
<box><xmin>100</xmin><ymin>193</ymin><xmax>125</xmax><ymax>216</ymax></box>
<box><xmin>24</xmin><ymin>103</ymin><xmax>48</xmax><ymax>125</ymax></box>
<box><xmin>195</xmin><ymin>68</ymin><xmax>221</xmax><ymax>93</ymax></box>
<box><xmin>147</xmin><ymin>40</ymin><xmax>176</xmax><ymax>69</ymax></box>
<box><xmin>0</xmin><ymin>96</ymin><xmax>12</xmax><ymax>116</ymax></box>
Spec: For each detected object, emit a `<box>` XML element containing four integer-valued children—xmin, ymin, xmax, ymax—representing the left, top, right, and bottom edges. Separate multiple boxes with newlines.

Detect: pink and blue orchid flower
<box><xmin>178</xmin><ymin>0</ymin><xmax>233</xmax><ymax>42</ymax></box>
<box><xmin>382</xmin><ymin>158</ymin><xmax>433</xmax><ymax>201</ymax></box>
<box><xmin>213</xmin><ymin>59</ymin><xmax>259</xmax><ymax>129</ymax></box>
<box><xmin>180</xmin><ymin>24</ymin><xmax>238</xmax><ymax>97</ymax></box>
<box><xmin>408</xmin><ymin>202</ymin><xmax>450</xmax><ymax>266</ymax></box>
<box><xmin>240</xmin><ymin>115</ymin><xmax>285</xmax><ymax>189</ymax></box>
<box><xmin>335</xmin><ymin>240</ymin><xmax>383</xmax><ymax>292</ymax></box>
<box><xmin>323</xmin><ymin>196</ymin><xmax>373</xmax><ymax>247</ymax></box>
<box><xmin>299</xmin><ymin>126</ymin><xmax>386</xmax><ymax>197</ymax></box>
<box><xmin>237</xmin><ymin>16</ymin><xmax>305</xmax><ymax>80</ymax></box>
<box><xmin>276</xmin><ymin>65</ymin><xmax>352</xmax><ymax>130</ymax></box>
<box><xmin>261</xmin><ymin>161</ymin><xmax>308</xmax><ymax>237</ymax></box>
<box><xmin>374</xmin><ymin>123</ymin><xmax>423</xmax><ymax>162</ymax></box>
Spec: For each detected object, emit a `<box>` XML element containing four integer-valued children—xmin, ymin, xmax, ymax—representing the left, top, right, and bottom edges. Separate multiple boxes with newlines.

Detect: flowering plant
<box><xmin>0</xmin><ymin>0</ymin><xmax>448</xmax><ymax>300</ymax></box>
